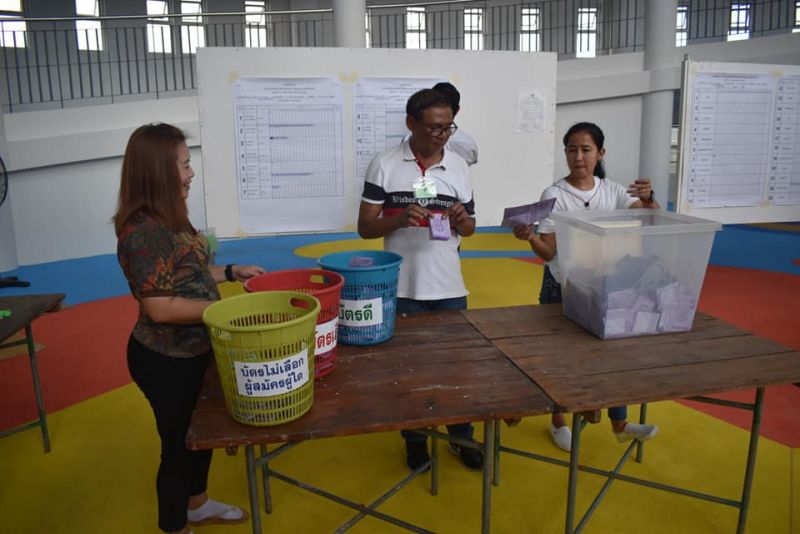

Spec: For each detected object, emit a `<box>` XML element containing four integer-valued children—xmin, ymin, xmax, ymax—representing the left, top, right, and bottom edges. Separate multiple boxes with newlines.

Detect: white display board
<box><xmin>677</xmin><ymin>60</ymin><xmax>800</xmax><ymax>224</ymax></box>
<box><xmin>196</xmin><ymin>47</ymin><xmax>557</xmax><ymax>237</ymax></box>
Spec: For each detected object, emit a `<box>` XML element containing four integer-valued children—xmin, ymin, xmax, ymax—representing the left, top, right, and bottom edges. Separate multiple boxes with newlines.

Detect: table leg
<box><xmin>245</xmin><ymin>445</ymin><xmax>262</xmax><ymax>534</ymax></box>
<box><xmin>565</xmin><ymin>413</ymin><xmax>583</xmax><ymax>534</ymax></box>
<box><xmin>431</xmin><ymin>426</ymin><xmax>438</xmax><ymax>496</ymax></box>
<box><xmin>25</xmin><ymin>325</ymin><xmax>50</xmax><ymax>453</ymax></box>
<box><xmin>737</xmin><ymin>387</ymin><xmax>764</xmax><ymax>534</ymax></box>
<box><xmin>482</xmin><ymin>420</ymin><xmax>495</xmax><ymax>534</ymax></box>
<box><xmin>635</xmin><ymin>402</ymin><xmax>648</xmax><ymax>463</ymax></box>
<box><xmin>492</xmin><ymin>420</ymin><xmax>500</xmax><ymax>487</ymax></box>
<box><xmin>259</xmin><ymin>443</ymin><xmax>272</xmax><ymax>513</ymax></box>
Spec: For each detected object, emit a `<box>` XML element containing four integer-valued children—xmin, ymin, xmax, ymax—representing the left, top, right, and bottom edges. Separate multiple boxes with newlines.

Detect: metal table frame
<box><xmin>492</xmin><ymin>390</ymin><xmax>765</xmax><ymax>534</ymax></box>
<box><xmin>0</xmin><ymin>323</ymin><xmax>50</xmax><ymax>451</ymax></box>
<box><xmin>0</xmin><ymin>294</ymin><xmax>64</xmax><ymax>452</ymax></box>
<box><xmin>240</xmin><ymin>422</ymin><xmax>497</xmax><ymax>534</ymax></box>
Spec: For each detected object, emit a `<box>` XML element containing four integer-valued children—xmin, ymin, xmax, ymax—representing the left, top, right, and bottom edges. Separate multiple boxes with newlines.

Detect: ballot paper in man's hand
<box><xmin>501</xmin><ymin>198</ymin><xmax>556</xmax><ymax>228</ymax></box>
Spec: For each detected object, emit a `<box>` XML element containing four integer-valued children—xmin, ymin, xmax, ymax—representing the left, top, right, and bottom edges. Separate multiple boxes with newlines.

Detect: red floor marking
<box><xmin>679</xmin><ymin>266</ymin><xmax>800</xmax><ymax>447</ymax></box>
<box><xmin>698</xmin><ymin>265</ymin><xmax>800</xmax><ymax>351</ymax></box>
<box><xmin>677</xmin><ymin>385</ymin><xmax>800</xmax><ymax>448</ymax></box>
<box><xmin>0</xmin><ymin>295</ymin><xmax>137</xmax><ymax>431</ymax></box>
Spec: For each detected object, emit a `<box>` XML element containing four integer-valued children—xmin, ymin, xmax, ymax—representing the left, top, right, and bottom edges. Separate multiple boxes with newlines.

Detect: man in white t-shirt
<box><xmin>358</xmin><ymin>88</ymin><xmax>482</xmax><ymax>472</ymax></box>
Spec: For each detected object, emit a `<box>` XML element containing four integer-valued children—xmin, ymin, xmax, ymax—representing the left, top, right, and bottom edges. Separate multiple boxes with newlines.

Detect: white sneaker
<box><xmin>613</xmin><ymin>423</ymin><xmax>658</xmax><ymax>443</ymax></box>
<box><xmin>549</xmin><ymin>423</ymin><xmax>572</xmax><ymax>452</ymax></box>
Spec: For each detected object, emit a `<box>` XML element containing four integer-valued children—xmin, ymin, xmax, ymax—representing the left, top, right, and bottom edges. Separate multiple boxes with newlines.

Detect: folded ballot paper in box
<box><xmin>551</xmin><ymin>209</ymin><xmax>721</xmax><ymax>339</ymax></box>
<box><xmin>501</xmin><ymin>198</ymin><xmax>557</xmax><ymax>228</ymax></box>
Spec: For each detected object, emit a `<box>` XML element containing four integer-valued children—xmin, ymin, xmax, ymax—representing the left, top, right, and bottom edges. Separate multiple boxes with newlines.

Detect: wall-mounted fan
<box><xmin>0</xmin><ymin>155</ymin><xmax>6</xmax><ymax>208</ymax></box>
<box><xmin>0</xmin><ymin>156</ymin><xmax>30</xmax><ymax>288</ymax></box>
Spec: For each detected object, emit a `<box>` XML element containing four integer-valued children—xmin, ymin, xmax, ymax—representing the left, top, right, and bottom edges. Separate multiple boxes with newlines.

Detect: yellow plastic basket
<box><xmin>202</xmin><ymin>291</ymin><xmax>320</xmax><ymax>426</ymax></box>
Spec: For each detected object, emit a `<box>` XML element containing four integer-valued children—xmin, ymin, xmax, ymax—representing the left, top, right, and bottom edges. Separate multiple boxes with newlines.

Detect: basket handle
<box><xmin>308</xmin><ymin>271</ymin><xmax>340</xmax><ymax>288</ymax></box>
<box><xmin>290</xmin><ymin>296</ymin><xmax>312</xmax><ymax>310</ymax></box>
<box><xmin>307</xmin><ymin>272</ymin><xmax>326</xmax><ymax>287</ymax></box>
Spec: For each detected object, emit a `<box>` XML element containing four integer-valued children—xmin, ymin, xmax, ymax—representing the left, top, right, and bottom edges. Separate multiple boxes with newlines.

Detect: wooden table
<box><xmin>187</xmin><ymin>310</ymin><xmax>553</xmax><ymax>534</ymax></box>
<box><xmin>0</xmin><ymin>294</ymin><xmax>65</xmax><ymax>452</ymax></box>
<box><xmin>463</xmin><ymin>304</ymin><xmax>800</xmax><ymax>534</ymax></box>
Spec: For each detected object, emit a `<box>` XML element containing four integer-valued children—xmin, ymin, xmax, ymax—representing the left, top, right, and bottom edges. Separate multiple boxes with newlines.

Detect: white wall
<box><xmin>1</xmin><ymin>32</ymin><xmax>798</xmax><ymax>266</ymax></box>
<box><xmin>555</xmin><ymin>96</ymin><xmax>643</xmax><ymax>184</ymax></box>
<box><xmin>2</xmin><ymin>97</ymin><xmax>206</xmax><ymax>265</ymax></box>
<box><xmin>8</xmin><ymin>148</ymin><xmax>207</xmax><ymax>265</ymax></box>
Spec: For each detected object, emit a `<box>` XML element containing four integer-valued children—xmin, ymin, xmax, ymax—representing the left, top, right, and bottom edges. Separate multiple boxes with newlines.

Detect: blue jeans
<box><xmin>540</xmin><ymin>267</ymin><xmax>628</xmax><ymax>422</ymax></box>
<box><xmin>396</xmin><ymin>296</ymin><xmax>475</xmax><ymax>444</ymax></box>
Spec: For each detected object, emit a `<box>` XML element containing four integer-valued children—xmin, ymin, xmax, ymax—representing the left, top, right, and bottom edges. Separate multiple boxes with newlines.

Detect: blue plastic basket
<box><xmin>317</xmin><ymin>250</ymin><xmax>403</xmax><ymax>345</ymax></box>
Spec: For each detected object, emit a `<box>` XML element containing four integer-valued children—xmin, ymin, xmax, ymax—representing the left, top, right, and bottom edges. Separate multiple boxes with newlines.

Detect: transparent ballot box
<box><xmin>551</xmin><ymin>209</ymin><xmax>721</xmax><ymax>339</ymax></box>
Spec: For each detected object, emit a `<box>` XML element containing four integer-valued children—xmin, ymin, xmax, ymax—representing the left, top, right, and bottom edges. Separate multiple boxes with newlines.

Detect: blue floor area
<box><xmin>708</xmin><ymin>224</ymin><xmax>799</xmax><ymax>275</ymax></box>
<box><xmin>1</xmin><ymin>224</ymin><xmax>798</xmax><ymax>306</ymax></box>
<box><xmin>1</xmin><ymin>232</ymin><xmax>356</xmax><ymax>306</ymax></box>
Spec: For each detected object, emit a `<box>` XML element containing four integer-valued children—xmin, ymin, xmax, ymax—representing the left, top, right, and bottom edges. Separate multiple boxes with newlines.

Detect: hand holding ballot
<box><xmin>501</xmin><ymin>197</ymin><xmax>556</xmax><ymax>228</ymax></box>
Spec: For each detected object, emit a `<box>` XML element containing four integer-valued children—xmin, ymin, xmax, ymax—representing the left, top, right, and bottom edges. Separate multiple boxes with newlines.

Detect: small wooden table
<box><xmin>463</xmin><ymin>304</ymin><xmax>800</xmax><ymax>534</ymax></box>
<box><xmin>187</xmin><ymin>310</ymin><xmax>553</xmax><ymax>534</ymax></box>
<box><xmin>0</xmin><ymin>294</ymin><xmax>65</xmax><ymax>452</ymax></box>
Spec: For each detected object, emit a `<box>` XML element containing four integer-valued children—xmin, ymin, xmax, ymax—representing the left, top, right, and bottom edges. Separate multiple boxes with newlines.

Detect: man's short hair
<box><xmin>406</xmin><ymin>89</ymin><xmax>450</xmax><ymax>121</ymax></box>
<box><xmin>432</xmin><ymin>82</ymin><xmax>460</xmax><ymax>116</ymax></box>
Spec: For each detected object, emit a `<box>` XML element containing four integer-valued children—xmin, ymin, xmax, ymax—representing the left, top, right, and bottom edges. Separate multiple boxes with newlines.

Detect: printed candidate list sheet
<box><xmin>769</xmin><ymin>75</ymin><xmax>800</xmax><ymax>205</ymax></box>
<box><xmin>353</xmin><ymin>77</ymin><xmax>440</xmax><ymax>184</ymax></box>
<box><xmin>234</xmin><ymin>77</ymin><xmax>346</xmax><ymax>233</ymax></box>
<box><xmin>687</xmin><ymin>73</ymin><xmax>774</xmax><ymax>208</ymax></box>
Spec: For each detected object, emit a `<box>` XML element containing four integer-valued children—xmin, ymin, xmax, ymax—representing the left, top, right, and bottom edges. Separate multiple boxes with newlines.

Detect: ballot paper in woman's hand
<box><xmin>501</xmin><ymin>198</ymin><xmax>556</xmax><ymax>228</ymax></box>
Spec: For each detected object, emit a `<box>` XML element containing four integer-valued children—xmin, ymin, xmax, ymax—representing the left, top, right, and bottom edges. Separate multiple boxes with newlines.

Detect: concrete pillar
<box><xmin>640</xmin><ymin>0</ymin><xmax>677</xmax><ymax>209</ymax></box>
<box><xmin>0</xmin><ymin>122</ymin><xmax>18</xmax><ymax>272</ymax></box>
<box><xmin>332</xmin><ymin>0</ymin><xmax>365</xmax><ymax>48</ymax></box>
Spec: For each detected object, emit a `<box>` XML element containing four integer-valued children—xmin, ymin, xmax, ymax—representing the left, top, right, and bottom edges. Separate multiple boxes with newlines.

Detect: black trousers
<box><xmin>127</xmin><ymin>336</ymin><xmax>213</xmax><ymax>532</ymax></box>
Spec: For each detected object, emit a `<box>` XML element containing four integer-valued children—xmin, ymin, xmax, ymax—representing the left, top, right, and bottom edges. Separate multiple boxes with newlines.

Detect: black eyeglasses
<box><xmin>424</xmin><ymin>122</ymin><xmax>458</xmax><ymax>137</ymax></box>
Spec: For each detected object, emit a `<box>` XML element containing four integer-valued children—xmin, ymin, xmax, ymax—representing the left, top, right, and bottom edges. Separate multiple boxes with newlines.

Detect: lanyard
<box><xmin>415</xmin><ymin>158</ymin><xmax>427</xmax><ymax>176</ymax></box>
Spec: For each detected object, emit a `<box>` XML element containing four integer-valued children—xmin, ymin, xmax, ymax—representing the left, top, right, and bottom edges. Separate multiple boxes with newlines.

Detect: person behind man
<box><xmin>432</xmin><ymin>82</ymin><xmax>478</xmax><ymax>166</ymax></box>
<box><xmin>357</xmin><ymin>89</ymin><xmax>483</xmax><ymax>472</ymax></box>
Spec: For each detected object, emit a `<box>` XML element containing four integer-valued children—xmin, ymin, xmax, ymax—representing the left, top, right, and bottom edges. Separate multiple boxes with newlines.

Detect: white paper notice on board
<box><xmin>516</xmin><ymin>90</ymin><xmax>545</xmax><ymax>133</ymax></box>
<box><xmin>233</xmin><ymin>77</ymin><xmax>347</xmax><ymax>233</ymax></box>
<box><xmin>353</xmin><ymin>77</ymin><xmax>440</xmax><ymax>185</ymax></box>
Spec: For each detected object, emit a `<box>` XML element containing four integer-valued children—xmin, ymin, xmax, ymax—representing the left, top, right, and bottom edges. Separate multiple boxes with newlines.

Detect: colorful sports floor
<box><xmin>1</xmin><ymin>223</ymin><xmax>799</xmax><ymax>533</ymax></box>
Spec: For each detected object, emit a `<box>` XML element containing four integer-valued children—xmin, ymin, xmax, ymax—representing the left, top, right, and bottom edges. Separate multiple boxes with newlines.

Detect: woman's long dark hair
<box><xmin>563</xmin><ymin>122</ymin><xmax>606</xmax><ymax>179</ymax></box>
<box><xmin>113</xmin><ymin>123</ymin><xmax>192</xmax><ymax>236</ymax></box>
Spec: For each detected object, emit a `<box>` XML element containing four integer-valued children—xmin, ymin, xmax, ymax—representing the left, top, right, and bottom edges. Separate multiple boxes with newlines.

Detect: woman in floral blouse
<box><xmin>114</xmin><ymin>123</ymin><xmax>263</xmax><ymax>534</ymax></box>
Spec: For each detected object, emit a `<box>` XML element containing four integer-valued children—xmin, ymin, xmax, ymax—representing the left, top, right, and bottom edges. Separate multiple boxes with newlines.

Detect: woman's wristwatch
<box><xmin>225</xmin><ymin>264</ymin><xmax>236</xmax><ymax>282</ymax></box>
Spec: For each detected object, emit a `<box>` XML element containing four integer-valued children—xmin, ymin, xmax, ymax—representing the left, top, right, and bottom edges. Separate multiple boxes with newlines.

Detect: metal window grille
<box><xmin>2</xmin><ymin>1</ymin><xmax>798</xmax><ymax>113</ymax></box>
